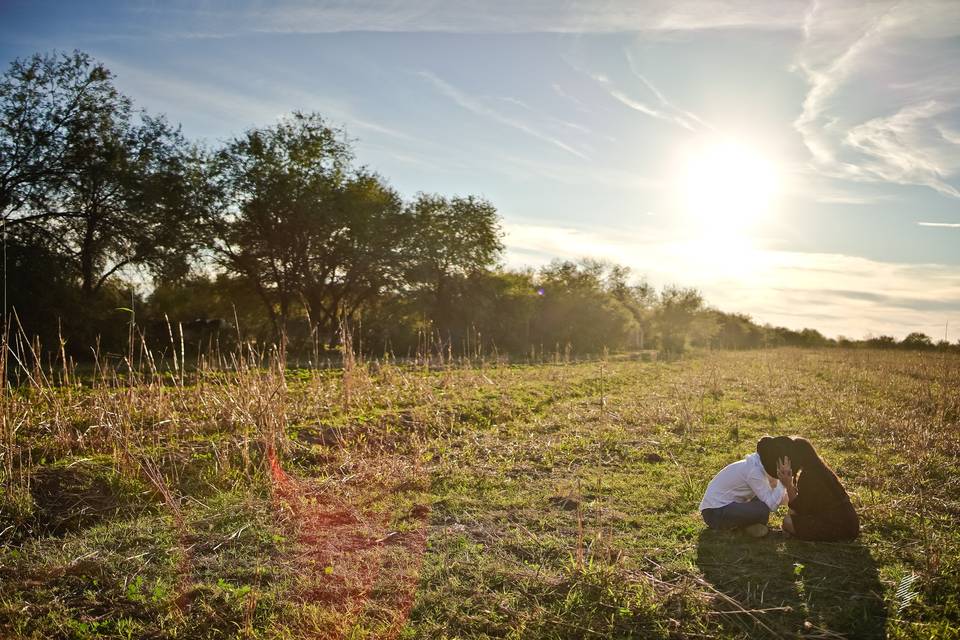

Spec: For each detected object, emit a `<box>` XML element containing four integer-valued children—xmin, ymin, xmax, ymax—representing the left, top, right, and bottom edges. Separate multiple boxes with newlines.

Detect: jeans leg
<box><xmin>702</xmin><ymin>497</ymin><xmax>770</xmax><ymax>530</ymax></box>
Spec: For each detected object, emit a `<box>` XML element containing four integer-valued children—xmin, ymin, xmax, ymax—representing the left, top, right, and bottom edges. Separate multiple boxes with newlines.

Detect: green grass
<box><xmin>2</xmin><ymin>349</ymin><xmax>959</xmax><ymax>638</ymax></box>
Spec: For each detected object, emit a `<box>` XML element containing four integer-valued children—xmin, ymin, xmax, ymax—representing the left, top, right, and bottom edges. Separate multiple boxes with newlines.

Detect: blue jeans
<box><xmin>701</xmin><ymin>497</ymin><xmax>770</xmax><ymax>530</ymax></box>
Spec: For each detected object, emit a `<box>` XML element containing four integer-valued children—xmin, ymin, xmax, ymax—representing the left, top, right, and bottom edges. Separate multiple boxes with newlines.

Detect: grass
<box><xmin>1</xmin><ymin>345</ymin><xmax>959</xmax><ymax>638</ymax></box>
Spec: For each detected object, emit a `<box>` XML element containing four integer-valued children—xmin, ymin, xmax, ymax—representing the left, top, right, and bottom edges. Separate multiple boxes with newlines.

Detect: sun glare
<box><xmin>681</xmin><ymin>140</ymin><xmax>779</xmax><ymax>233</ymax></box>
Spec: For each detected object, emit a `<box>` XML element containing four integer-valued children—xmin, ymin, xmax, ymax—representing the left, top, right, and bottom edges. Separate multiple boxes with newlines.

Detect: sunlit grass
<box><xmin>1</xmin><ymin>346</ymin><xmax>958</xmax><ymax>638</ymax></box>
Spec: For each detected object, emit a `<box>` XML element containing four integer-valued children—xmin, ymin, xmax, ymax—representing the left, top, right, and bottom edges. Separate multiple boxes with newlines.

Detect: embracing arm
<box><xmin>747</xmin><ymin>469</ymin><xmax>786</xmax><ymax>512</ymax></box>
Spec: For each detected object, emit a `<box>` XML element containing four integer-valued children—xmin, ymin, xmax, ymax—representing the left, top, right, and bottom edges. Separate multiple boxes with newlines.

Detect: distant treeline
<box><xmin>2</xmin><ymin>51</ymin><xmax>957</xmax><ymax>360</ymax></box>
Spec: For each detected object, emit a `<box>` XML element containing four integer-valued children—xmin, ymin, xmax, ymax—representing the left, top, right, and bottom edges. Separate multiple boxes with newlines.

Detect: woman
<box><xmin>779</xmin><ymin>437</ymin><xmax>859</xmax><ymax>541</ymax></box>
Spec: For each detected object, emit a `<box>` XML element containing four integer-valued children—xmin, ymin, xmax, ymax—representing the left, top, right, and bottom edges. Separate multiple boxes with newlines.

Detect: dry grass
<box><xmin>1</xmin><ymin>336</ymin><xmax>958</xmax><ymax>638</ymax></box>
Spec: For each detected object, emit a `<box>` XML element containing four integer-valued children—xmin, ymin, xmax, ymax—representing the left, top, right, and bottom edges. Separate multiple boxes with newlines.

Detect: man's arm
<box><xmin>746</xmin><ymin>469</ymin><xmax>786</xmax><ymax>511</ymax></box>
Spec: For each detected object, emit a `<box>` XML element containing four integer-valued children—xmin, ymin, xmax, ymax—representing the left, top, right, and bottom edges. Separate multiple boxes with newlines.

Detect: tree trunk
<box><xmin>249</xmin><ymin>274</ymin><xmax>280</xmax><ymax>339</ymax></box>
<box><xmin>80</xmin><ymin>213</ymin><xmax>97</xmax><ymax>296</ymax></box>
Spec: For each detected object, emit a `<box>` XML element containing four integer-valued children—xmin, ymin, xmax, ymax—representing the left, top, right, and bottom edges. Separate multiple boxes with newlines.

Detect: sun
<box><xmin>680</xmin><ymin>139</ymin><xmax>780</xmax><ymax>233</ymax></box>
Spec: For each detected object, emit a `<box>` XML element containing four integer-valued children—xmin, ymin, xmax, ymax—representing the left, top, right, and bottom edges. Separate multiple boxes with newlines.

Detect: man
<box><xmin>699</xmin><ymin>436</ymin><xmax>793</xmax><ymax>537</ymax></box>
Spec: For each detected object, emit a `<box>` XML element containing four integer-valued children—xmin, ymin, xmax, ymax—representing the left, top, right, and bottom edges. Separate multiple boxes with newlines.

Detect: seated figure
<box><xmin>699</xmin><ymin>436</ymin><xmax>793</xmax><ymax>538</ymax></box>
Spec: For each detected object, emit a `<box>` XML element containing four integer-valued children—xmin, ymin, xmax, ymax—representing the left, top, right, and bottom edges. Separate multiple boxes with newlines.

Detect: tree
<box><xmin>532</xmin><ymin>260</ymin><xmax>635</xmax><ymax>354</ymax></box>
<box><xmin>362</xmin><ymin>268</ymin><xmax>538</xmax><ymax>358</ymax></box>
<box><xmin>606</xmin><ymin>265</ymin><xmax>656</xmax><ymax>348</ymax></box>
<box><xmin>1</xmin><ymin>51</ymin><xmax>113</xmax><ymax>221</ymax></box>
<box><xmin>59</xmin><ymin>113</ymin><xmax>199</xmax><ymax>295</ymax></box>
<box><xmin>712</xmin><ymin>311</ymin><xmax>763</xmax><ymax>349</ymax></box>
<box><xmin>1</xmin><ymin>50</ymin><xmax>201</xmax><ymax>296</ymax></box>
<box><xmin>656</xmin><ymin>286</ymin><xmax>704</xmax><ymax>356</ymax></box>
<box><xmin>297</xmin><ymin>171</ymin><xmax>408</xmax><ymax>344</ymax></box>
<box><xmin>478</xmin><ymin>270</ymin><xmax>539</xmax><ymax>354</ymax></box>
<box><xmin>799</xmin><ymin>328</ymin><xmax>831</xmax><ymax>348</ymax></box>
<box><xmin>209</xmin><ymin>112</ymin><xmax>350</xmax><ymax>336</ymax></box>
<box><xmin>405</xmin><ymin>193</ymin><xmax>503</xmax><ymax>334</ymax></box>
<box><xmin>901</xmin><ymin>332</ymin><xmax>933</xmax><ymax>350</ymax></box>
<box><xmin>764</xmin><ymin>325</ymin><xmax>832</xmax><ymax>348</ymax></box>
<box><xmin>209</xmin><ymin>112</ymin><xmax>413</xmax><ymax>344</ymax></box>
<box><xmin>866</xmin><ymin>335</ymin><xmax>896</xmax><ymax>349</ymax></box>
<box><xmin>3</xmin><ymin>230</ymin><xmax>129</xmax><ymax>353</ymax></box>
<box><xmin>147</xmin><ymin>273</ymin><xmax>269</xmax><ymax>345</ymax></box>
<box><xmin>689</xmin><ymin>311</ymin><xmax>720</xmax><ymax>348</ymax></box>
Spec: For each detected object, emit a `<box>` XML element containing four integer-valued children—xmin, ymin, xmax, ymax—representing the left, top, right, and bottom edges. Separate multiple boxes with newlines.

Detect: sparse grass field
<box><xmin>2</xmin><ymin>348</ymin><xmax>959</xmax><ymax>639</ymax></box>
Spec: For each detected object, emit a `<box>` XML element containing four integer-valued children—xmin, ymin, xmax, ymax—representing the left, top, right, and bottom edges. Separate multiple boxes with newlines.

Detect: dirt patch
<box><xmin>549</xmin><ymin>495</ymin><xmax>580</xmax><ymax>511</ymax></box>
<box><xmin>267</xmin><ymin>448</ymin><xmax>430</xmax><ymax>639</ymax></box>
<box><xmin>7</xmin><ymin>459</ymin><xmax>152</xmax><ymax>540</ymax></box>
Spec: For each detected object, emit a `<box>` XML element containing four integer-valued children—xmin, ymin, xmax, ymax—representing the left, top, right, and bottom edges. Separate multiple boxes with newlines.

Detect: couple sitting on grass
<box><xmin>700</xmin><ymin>435</ymin><xmax>859</xmax><ymax>541</ymax></box>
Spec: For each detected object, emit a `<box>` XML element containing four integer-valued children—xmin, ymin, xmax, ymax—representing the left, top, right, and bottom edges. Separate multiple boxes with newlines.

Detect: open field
<box><xmin>1</xmin><ymin>348</ymin><xmax>959</xmax><ymax>639</ymax></box>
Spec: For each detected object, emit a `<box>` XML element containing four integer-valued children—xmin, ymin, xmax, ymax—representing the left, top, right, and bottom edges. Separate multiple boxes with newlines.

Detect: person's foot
<box><xmin>742</xmin><ymin>523</ymin><xmax>769</xmax><ymax>538</ymax></box>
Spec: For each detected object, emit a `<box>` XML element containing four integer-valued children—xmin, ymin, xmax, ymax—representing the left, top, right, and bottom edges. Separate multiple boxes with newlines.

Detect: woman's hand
<box><xmin>778</xmin><ymin>456</ymin><xmax>799</xmax><ymax>502</ymax></box>
<box><xmin>777</xmin><ymin>456</ymin><xmax>794</xmax><ymax>486</ymax></box>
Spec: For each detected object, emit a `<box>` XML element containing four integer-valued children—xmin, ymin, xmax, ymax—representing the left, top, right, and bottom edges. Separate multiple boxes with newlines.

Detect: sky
<box><xmin>1</xmin><ymin>0</ymin><xmax>958</xmax><ymax>340</ymax></box>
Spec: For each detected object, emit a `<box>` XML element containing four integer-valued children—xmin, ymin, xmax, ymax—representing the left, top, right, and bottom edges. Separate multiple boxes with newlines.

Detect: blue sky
<box><xmin>2</xmin><ymin>0</ymin><xmax>959</xmax><ymax>339</ymax></box>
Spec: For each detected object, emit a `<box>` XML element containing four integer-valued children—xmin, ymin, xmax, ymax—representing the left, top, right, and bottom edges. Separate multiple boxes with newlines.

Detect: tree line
<box><xmin>2</xmin><ymin>51</ymin><xmax>957</xmax><ymax>361</ymax></box>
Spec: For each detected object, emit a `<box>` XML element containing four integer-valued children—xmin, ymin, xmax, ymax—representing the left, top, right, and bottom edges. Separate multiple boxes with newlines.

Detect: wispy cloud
<box><xmin>101</xmin><ymin>57</ymin><xmax>416</xmax><ymax>144</ymax></box>
<box><xmin>579</xmin><ymin>48</ymin><xmax>712</xmax><ymax>132</ymax></box>
<box><xmin>794</xmin><ymin>3</ymin><xmax>900</xmax><ymax>165</ymax></box>
<box><xmin>493</xmin><ymin>95</ymin><xmax>592</xmax><ymax>134</ymax></box>
<box><xmin>793</xmin><ymin>1</ymin><xmax>960</xmax><ymax>198</ymax></box>
<box><xmin>608</xmin><ymin>88</ymin><xmax>685</xmax><ymax>127</ymax></box>
<box><xmin>623</xmin><ymin>49</ymin><xmax>713</xmax><ymax>131</ymax></box>
<box><xmin>845</xmin><ymin>101</ymin><xmax>960</xmax><ymax>198</ymax></box>
<box><xmin>592</xmin><ymin>74</ymin><xmax>696</xmax><ymax>131</ymax></box>
<box><xmin>939</xmin><ymin>126</ymin><xmax>960</xmax><ymax>146</ymax></box>
<box><xmin>918</xmin><ymin>221</ymin><xmax>960</xmax><ymax>228</ymax></box>
<box><xmin>551</xmin><ymin>83</ymin><xmax>591</xmax><ymax>114</ymax></box>
<box><xmin>100</xmin><ymin>1</ymin><xmax>809</xmax><ymax>39</ymax></box>
<box><xmin>781</xmin><ymin>288</ymin><xmax>960</xmax><ymax>313</ymax></box>
<box><xmin>417</xmin><ymin>70</ymin><xmax>589</xmax><ymax>161</ymax></box>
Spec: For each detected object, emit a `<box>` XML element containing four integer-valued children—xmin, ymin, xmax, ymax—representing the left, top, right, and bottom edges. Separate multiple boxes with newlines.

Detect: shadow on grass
<box><xmin>695</xmin><ymin>529</ymin><xmax>886</xmax><ymax>638</ymax></box>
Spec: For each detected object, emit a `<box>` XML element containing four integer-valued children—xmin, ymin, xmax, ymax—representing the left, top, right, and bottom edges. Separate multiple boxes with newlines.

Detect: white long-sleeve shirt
<box><xmin>698</xmin><ymin>452</ymin><xmax>785</xmax><ymax>512</ymax></box>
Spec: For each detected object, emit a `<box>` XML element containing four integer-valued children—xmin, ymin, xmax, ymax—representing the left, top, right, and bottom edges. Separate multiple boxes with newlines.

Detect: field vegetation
<box><xmin>3</xmin><ymin>45</ymin><xmax>959</xmax><ymax>640</ymax></box>
<box><xmin>2</xmin><ymin>338</ymin><xmax>958</xmax><ymax>639</ymax></box>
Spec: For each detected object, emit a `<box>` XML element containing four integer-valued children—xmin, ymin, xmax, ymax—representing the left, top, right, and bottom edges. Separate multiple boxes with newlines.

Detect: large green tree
<box><xmin>1</xmin><ymin>50</ymin><xmax>202</xmax><ymax>296</ymax></box>
<box><xmin>298</xmin><ymin>171</ymin><xmax>408</xmax><ymax>343</ymax></box>
<box><xmin>1</xmin><ymin>51</ymin><xmax>111</xmax><ymax>221</ymax></box>
<box><xmin>656</xmin><ymin>286</ymin><xmax>705</xmax><ymax>356</ymax></box>
<box><xmin>532</xmin><ymin>259</ymin><xmax>635</xmax><ymax>354</ymax></box>
<box><xmin>209</xmin><ymin>112</ymin><xmax>412</xmax><ymax>343</ymax></box>
<box><xmin>606</xmin><ymin>264</ymin><xmax>657</xmax><ymax>349</ymax></box>
<box><xmin>405</xmin><ymin>193</ymin><xmax>503</xmax><ymax>336</ymax></box>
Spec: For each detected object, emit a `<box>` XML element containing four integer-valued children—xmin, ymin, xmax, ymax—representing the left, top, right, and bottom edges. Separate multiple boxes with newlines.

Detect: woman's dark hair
<box><xmin>788</xmin><ymin>436</ymin><xmax>848</xmax><ymax>500</ymax></box>
<box><xmin>756</xmin><ymin>435</ymin><xmax>792</xmax><ymax>478</ymax></box>
<box><xmin>788</xmin><ymin>436</ymin><xmax>827</xmax><ymax>472</ymax></box>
